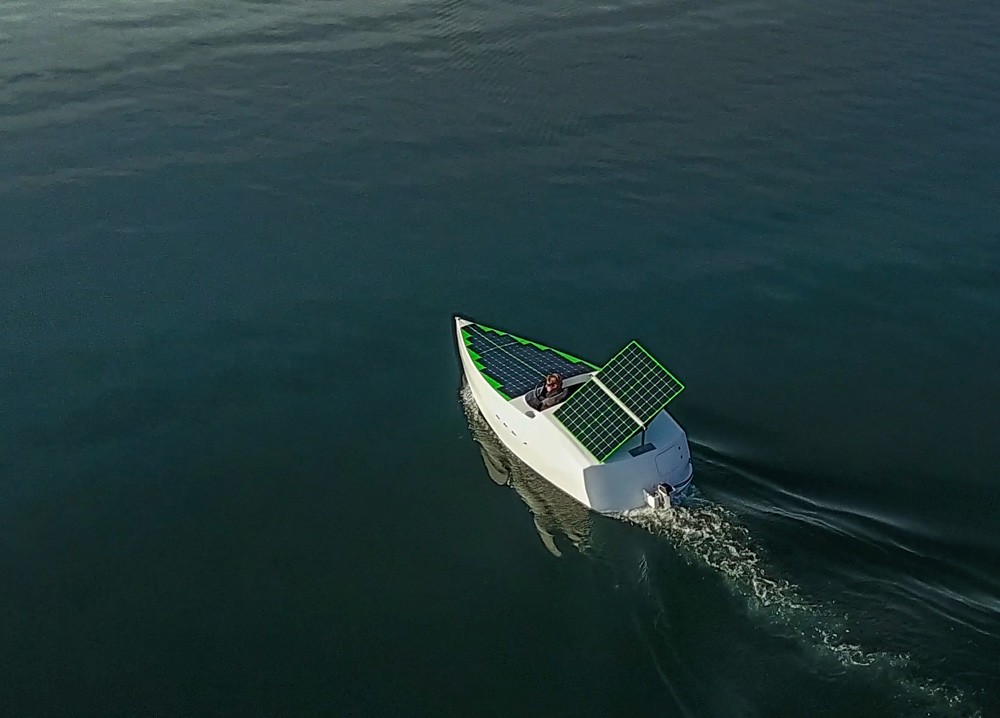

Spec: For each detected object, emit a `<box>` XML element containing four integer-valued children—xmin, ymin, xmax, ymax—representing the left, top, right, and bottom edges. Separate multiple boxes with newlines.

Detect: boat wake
<box><xmin>623</xmin><ymin>491</ymin><xmax>980</xmax><ymax>717</ymax></box>
<box><xmin>623</xmin><ymin>499</ymin><xmax>808</xmax><ymax>613</ymax></box>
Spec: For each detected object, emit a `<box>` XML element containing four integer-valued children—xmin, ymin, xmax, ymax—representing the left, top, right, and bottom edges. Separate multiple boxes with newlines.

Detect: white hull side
<box><xmin>457</xmin><ymin>322</ymin><xmax>594</xmax><ymax>507</ymax></box>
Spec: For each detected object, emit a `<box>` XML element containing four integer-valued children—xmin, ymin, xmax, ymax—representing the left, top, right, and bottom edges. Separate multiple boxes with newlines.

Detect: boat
<box><xmin>454</xmin><ymin>315</ymin><xmax>693</xmax><ymax>513</ymax></box>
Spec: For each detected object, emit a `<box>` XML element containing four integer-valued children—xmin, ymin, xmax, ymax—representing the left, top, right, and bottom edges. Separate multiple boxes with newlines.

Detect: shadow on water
<box><xmin>460</xmin><ymin>383</ymin><xmax>982</xmax><ymax>717</ymax></box>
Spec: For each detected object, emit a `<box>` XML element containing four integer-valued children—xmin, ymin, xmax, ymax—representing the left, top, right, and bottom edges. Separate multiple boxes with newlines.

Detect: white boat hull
<box><xmin>455</xmin><ymin>316</ymin><xmax>693</xmax><ymax>514</ymax></box>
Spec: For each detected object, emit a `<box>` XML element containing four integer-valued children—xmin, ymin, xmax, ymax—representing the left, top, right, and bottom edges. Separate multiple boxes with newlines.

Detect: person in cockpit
<box><xmin>526</xmin><ymin>373</ymin><xmax>569</xmax><ymax>411</ymax></box>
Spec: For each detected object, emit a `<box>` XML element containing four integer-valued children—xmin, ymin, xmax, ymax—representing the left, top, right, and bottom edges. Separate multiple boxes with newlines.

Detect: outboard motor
<box><xmin>643</xmin><ymin>483</ymin><xmax>673</xmax><ymax>510</ymax></box>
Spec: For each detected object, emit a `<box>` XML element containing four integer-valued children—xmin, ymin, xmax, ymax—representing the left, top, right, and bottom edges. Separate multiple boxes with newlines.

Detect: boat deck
<box><xmin>460</xmin><ymin>322</ymin><xmax>596</xmax><ymax>400</ymax></box>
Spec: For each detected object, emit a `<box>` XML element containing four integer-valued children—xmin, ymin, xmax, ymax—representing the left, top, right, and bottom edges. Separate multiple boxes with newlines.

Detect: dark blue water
<box><xmin>3</xmin><ymin>0</ymin><xmax>999</xmax><ymax>715</ymax></box>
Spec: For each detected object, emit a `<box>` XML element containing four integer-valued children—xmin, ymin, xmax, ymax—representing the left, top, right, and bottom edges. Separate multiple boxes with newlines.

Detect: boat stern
<box><xmin>581</xmin><ymin>411</ymin><xmax>693</xmax><ymax>513</ymax></box>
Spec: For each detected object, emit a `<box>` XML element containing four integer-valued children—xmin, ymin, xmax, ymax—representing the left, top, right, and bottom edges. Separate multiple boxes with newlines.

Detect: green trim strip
<box><xmin>483</xmin><ymin>374</ymin><xmax>512</xmax><ymax>399</ymax></box>
<box><xmin>553</xmin><ymin>348</ymin><xmax>600</xmax><ymax>370</ymax></box>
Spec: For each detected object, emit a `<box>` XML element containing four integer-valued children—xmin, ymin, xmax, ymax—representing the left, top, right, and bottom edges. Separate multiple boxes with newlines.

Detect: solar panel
<box><xmin>596</xmin><ymin>341</ymin><xmax>684</xmax><ymax>424</ymax></box>
<box><xmin>553</xmin><ymin>340</ymin><xmax>684</xmax><ymax>461</ymax></box>
<box><xmin>554</xmin><ymin>381</ymin><xmax>639</xmax><ymax>461</ymax></box>
<box><xmin>462</xmin><ymin>324</ymin><xmax>594</xmax><ymax>399</ymax></box>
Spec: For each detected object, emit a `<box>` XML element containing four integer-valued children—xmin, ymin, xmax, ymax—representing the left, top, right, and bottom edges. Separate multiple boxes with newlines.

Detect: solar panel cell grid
<box><xmin>463</xmin><ymin>324</ymin><xmax>592</xmax><ymax>399</ymax></box>
<box><xmin>554</xmin><ymin>382</ymin><xmax>637</xmax><ymax>461</ymax></box>
<box><xmin>597</xmin><ymin>342</ymin><xmax>684</xmax><ymax>424</ymax></box>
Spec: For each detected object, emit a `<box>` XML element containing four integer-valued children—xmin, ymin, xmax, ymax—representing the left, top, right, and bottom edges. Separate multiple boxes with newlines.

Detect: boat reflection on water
<box><xmin>461</xmin><ymin>383</ymin><xmax>592</xmax><ymax>557</ymax></box>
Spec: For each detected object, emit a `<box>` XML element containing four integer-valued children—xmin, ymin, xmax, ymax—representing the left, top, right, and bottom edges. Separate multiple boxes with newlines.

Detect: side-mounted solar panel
<box><xmin>597</xmin><ymin>341</ymin><xmax>685</xmax><ymax>425</ymax></box>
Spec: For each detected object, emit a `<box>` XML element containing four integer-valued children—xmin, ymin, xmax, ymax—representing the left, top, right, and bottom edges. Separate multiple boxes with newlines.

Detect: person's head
<box><xmin>545</xmin><ymin>373</ymin><xmax>563</xmax><ymax>391</ymax></box>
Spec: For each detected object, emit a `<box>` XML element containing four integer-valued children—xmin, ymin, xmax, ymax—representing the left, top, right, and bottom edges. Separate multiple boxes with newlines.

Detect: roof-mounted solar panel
<box><xmin>554</xmin><ymin>340</ymin><xmax>684</xmax><ymax>461</ymax></box>
<box><xmin>461</xmin><ymin>323</ymin><xmax>596</xmax><ymax>400</ymax></box>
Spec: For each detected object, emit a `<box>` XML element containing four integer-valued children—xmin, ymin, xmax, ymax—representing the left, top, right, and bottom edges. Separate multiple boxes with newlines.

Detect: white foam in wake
<box><xmin>623</xmin><ymin>500</ymin><xmax>808</xmax><ymax>612</ymax></box>
<box><xmin>621</xmin><ymin>501</ymin><xmax>980</xmax><ymax>716</ymax></box>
